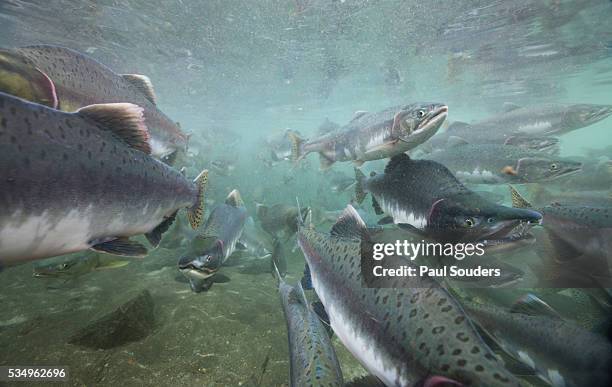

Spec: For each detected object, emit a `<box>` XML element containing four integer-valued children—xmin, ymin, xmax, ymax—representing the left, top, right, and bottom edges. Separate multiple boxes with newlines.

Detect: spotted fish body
<box><xmin>277</xmin><ymin>278</ymin><xmax>343</xmax><ymax>387</ymax></box>
<box><xmin>0</xmin><ymin>92</ymin><xmax>205</xmax><ymax>267</ymax></box>
<box><xmin>423</xmin><ymin>143</ymin><xmax>582</xmax><ymax>184</ymax></box>
<box><xmin>0</xmin><ymin>45</ymin><xmax>187</xmax><ymax>161</ymax></box>
<box><xmin>355</xmin><ymin>154</ymin><xmax>542</xmax><ymax>244</ymax></box>
<box><xmin>429</xmin><ymin>103</ymin><xmax>612</xmax><ymax>152</ymax></box>
<box><xmin>461</xmin><ymin>298</ymin><xmax>612</xmax><ymax>387</ymax></box>
<box><xmin>289</xmin><ymin>103</ymin><xmax>447</xmax><ymax>168</ymax></box>
<box><xmin>296</xmin><ymin>206</ymin><xmax>521</xmax><ymax>387</ymax></box>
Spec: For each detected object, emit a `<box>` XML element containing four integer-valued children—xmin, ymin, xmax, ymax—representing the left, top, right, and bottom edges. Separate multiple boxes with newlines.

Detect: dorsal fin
<box><xmin>384</xmin><ymin>153</ymin><xmax>411</xmax><ymax>174</ymax></box>
<box><xmin>121</xmin><ymin>74</ymin><xmax>157</xmax><ymax>105</ymax></box>
<box><xmin>330</xmin><ymin>205</ymin><xmax>367</xmax><ymax>240</ymax></box>
<box><xmin>76</xmin><ymin>103</ymin><xmax>151</xmax><ymax>154</ymax></box>
<box><xmin>508</xmin><ymin>185</ymin><xmax>532</xmax><ymax>208</ymax></box>
<box><xmin>225</xmin><ymin>189</ymin><xmax>243</xmax><ymax>207</ymax></box>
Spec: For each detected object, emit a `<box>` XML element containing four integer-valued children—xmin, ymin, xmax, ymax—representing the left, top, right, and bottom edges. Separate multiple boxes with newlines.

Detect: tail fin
<box><xmin>354</xmin><ymin>167</ymin><xmax>367</xmax><ymax>204</ymax></box>
<box><xmin>508</xmin><ymin>185</ymin><xmax>532</xmax><ymax>208</ymax></box>
<box><xmin>187</xmin><ymin>169</ymin><xmax>208</xmax><ymax>229</ymax></box>
<box><xmin>287</xmin><ymin>130</ymin><xmax>305</xmax><ymax>162</ymax></box>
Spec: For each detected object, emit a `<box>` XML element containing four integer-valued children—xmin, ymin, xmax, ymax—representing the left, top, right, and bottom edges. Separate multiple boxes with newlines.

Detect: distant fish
<box><xmin>0</xmin><ymin>92</ymin><xmax>207</xmax><ymax>268</ymax></box>
<box><xmin>210</xmin><ymin>159</ymin><xmax>236</xmax><ymax>176</ymax></box>
<box><xmin>430</xmin><ymin>102</ymin><xmax>612</xmax><ymax>149</ymax></box>
<box><xmin>256</xmin><ymin>203</ymin><xmax>309</xmax><ymax>239</ymax></box>
<box><xmin>288</xmin><ymin>103</ymin><xmax>448</xmax><ymax>168</ymax></box>
<box><xmin>423</xmin><ymin>142</ymin><xmax>582</xmax><ymax>184</ymax></box>
<box><xmin>0</xmin><ymin>45</ymin><xmax>188</xmax><ymax>163</ymax></box>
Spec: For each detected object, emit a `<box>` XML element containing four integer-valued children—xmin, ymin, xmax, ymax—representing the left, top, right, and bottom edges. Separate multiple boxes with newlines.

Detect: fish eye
<box><xmin>59</xmin><ymin>263</ymin><xmax>68</xmax><ymax>269</ymax></box>
<box><xmin>550</xmin><ymin>163</ymin><xmax>558</xmax><ymax>171</ymax></box>
<box><xmin>487</xmin><ymin>217</ymin><xmax>495</xmax><ymax>223</ymax></box>
<box><xmin>417</xmin><ymin>109</ymin><xmax>426</xmax><ymax>118</ymax></box>
<box><xmin>464</xmin><ymin>217</ymin><xmax>476</xmax><ymax>228</ymax></box>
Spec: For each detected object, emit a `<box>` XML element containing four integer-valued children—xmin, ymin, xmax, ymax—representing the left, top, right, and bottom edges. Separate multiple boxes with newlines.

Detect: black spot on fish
<box><xmin>416</xmin><ymin>327</ymin><xmax>423</xmax><ymax>336</ymax></box>
<box><xmin>409</xmin><ymin>309</ymin><xmax>417</xmax><ymax>318</ymax></box>
<box><xmin>441</xmin><ymin>364</ymin><xmax>450</xmax><ymax>372</ymax></box>
<box><xmin>471</xmin><ymin>346</ymin><xmax>480</xmax><ymax>354</ymax></box>
<box><xmin>436</xmin><ymin>344</ymin><xmax>445</xmax><ymax>355</ymax></box>
<box><xmin>452</xmin><ymin>349</ymin><xmax>461</xmax><ymax>356</ymax></box>
<box><xmin>9</xmin><ymin>106</ymin><xmax>16</xmax><ymax>116</ymax></box>
<box><xmin>456</xmin><ymin>332</ymin><xmax>469</xmax><ymax>342</ymax></box>
<box><xmin>454</xmin><ymin>316</ymin><xmax>465</xmax><ymax>324</ymax></box>
<box><xmin>475</xmin><ymin>365</ymin><xmax>484</xmax><ymax>372</ymax></box>
<box><xmin>457</xmin><ymin>359</ymin><xmax>466</xmax><ymax>367</ymax></box>
<box><xmin>432</xmin><ymin>326</ymin><xmax>445</xmax><ymax>334</ymax></box>
<box><xmin>0</xmin><ymin>117</ymin><xmax>6</xmax><ymax>128</ymax></box>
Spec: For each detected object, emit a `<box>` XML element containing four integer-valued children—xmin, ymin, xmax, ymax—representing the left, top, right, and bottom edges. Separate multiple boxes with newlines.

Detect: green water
<box><xmin>1</xmin><ymin>1</ymin><xmax>611</xmax><ymax>386</ymax></box>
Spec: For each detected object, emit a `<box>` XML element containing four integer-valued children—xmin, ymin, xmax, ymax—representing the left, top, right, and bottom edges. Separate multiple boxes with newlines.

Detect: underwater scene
<box><xmin>1</xmin><ymin>1</ymin><xmax>612</xmax><ymax>386</ymax></box>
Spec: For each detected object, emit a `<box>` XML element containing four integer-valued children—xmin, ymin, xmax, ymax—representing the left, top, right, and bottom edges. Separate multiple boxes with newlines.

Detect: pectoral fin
<box><xmin>145</xmin><ymin>211</ymin><xmax>178</xmax><ymax>247</ymax></box>
<box><xmin>90</xmin><ymin>237</ymin><xmax>148</xmax><ymax>257</ymax></box>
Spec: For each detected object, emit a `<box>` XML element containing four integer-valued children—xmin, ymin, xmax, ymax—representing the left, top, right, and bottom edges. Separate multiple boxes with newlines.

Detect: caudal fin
<box><xmin>287</xmin><ymin>130</ymin><xmax>305</xmax><ymax>162</ymax></box>
<box><xmin>354</xmin><ymin>167</ymin><xmax>367</xmax><ymax>204</ymax></box>
<box><xmin>187</xmin><ymin>169</ymin><xmax>208</xmax><ymax>229</ymax></box>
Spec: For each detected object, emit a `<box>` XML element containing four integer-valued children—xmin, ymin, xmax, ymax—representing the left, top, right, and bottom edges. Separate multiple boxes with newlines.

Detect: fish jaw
<box><xmin>398</xmin><ymin>104</ymin><xmax>448</xmax><ymax>149</ymax></box>
<box><xmin>428</xmin><ymin>199</ymin><xmax>542</xmax><ymax>245</ymax></box>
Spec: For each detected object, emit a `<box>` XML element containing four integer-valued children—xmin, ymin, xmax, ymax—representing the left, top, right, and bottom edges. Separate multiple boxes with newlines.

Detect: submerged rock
<box><xmin>69</xmin><ymin>289</ymin><xmax>155</xmax><ymax>349</ymax></box>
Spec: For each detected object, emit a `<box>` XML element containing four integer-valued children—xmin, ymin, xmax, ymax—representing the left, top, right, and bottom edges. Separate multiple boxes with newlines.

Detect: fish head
<box><xmin>32</xmin><ymin>259</ymin><xmax>79</xmax><ymax>278</ymax></box>
<box><xmin>428</xmin><ymin>198</ymin><xmax>542</xmax><ymax>247</ymax></box>
<box><xmin>178</xmin><ymin>240</ymin><xmax>225</xmax><ymax>289</ymax></box>
<box><xmin>562</xmin><ymin>104</ymin><xmax>612</xmax><ymax>132</ymax></box>
<box><xmin>514</xmin><ymin>157</ymin><xmax>582</xmax><ymax>182</ymax></box>
<box><xmin>393</xmin><ymin>103</ymin><xmax>448</xmax><ymax>145</ymax></box>
<box><xmin>0</xmin><ymin>48</ymin><xmax>58</xmax><ymax>108</ymax></box>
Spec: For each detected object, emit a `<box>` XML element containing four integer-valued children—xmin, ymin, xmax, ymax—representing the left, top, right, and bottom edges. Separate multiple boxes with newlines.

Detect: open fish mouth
<box><xmin>178</xmin><ymin>258</ymin><xmax>217</xmax><ymax>279</ymax></box>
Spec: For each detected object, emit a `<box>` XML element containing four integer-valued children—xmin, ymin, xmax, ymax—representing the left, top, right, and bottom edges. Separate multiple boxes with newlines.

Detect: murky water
<box><xmin>1</xmin><ymin>1</ymin><xmax>611</xmax><ymax>386</ymax></box>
